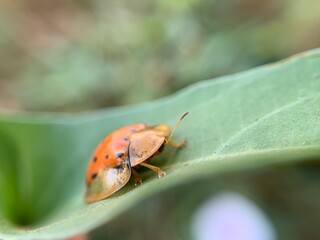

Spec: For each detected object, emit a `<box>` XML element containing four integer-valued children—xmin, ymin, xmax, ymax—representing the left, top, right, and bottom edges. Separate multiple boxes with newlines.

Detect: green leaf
<box><xmin>0</xmin><ymin>49</ymin><xmax>320</xmax><ymax>239</ymax></box>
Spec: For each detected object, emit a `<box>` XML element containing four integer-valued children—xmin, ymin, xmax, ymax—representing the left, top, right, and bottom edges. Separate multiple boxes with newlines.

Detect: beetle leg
<box><xmin>132</xmin><ymin>168</ymin><xmax>142</xmax><ymax>186</ymax></box>
<box><xmin>140</xmin><ymin>162</ymin><xmax>166</xmax><ymax>177</ymax></box>
<box><xmin>168</xmin><ymin>140</ymin><xmax>187</xmax><ymax>148</ymax></box>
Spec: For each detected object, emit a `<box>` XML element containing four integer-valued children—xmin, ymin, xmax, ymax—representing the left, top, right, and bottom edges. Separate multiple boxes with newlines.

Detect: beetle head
<box><xmin>153</xmin><ymin>124</ymin><xmax>170</xmax><ymax>137</ymax></box>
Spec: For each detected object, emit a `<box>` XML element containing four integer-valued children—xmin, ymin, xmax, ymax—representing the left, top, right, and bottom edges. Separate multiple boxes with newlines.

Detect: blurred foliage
<box><xmin>0</xmin><ymin>0</ymin><xmax>319</xmax><ymax>111</ymax></box>
<box><xmin>0</xmin><ymin>1</ymin><xmax>319</xmax><ymax>240</ymax></box>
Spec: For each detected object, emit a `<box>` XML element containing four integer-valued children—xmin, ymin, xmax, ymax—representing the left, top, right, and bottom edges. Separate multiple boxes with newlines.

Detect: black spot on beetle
<box><xmin>124</xmin><ymin>137</ymin><xmax>129</xmax><ymax>141</ymax></box>
<box><xmin>93</xmin><ymin>156</ymin><xmax>97</xmax><ymax>162</ymax></box>
<box><xmin>92</xmin><ymin>173</ymin><xmax>97</xmax><ymax>180</ymax></box>
<box><xmin>105</xmin><ymin>154</ymin><xmax>109</xmax><ymax>159</ymax></box>
<box><xmin>115</xmin><ymin>164</ymin><xmax>124</xmax><ymax>173</ymax></box>
<box><xmin>116</xmin><ymin>152</ymin><xmax>124</xmax><ymax>159</ymax></box>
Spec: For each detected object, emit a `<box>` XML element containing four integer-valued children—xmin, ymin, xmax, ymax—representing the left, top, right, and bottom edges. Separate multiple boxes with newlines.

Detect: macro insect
<box><xmin>85</xmin><ymin>112</ymin><xmax>188</xmax><ymax>203</ymax></box>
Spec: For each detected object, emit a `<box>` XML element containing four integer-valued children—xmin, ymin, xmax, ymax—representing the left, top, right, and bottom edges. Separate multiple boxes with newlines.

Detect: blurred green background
<box><xmin>0</xmin><ymin>1</ymin><xmax>320</xmax><ymax>240</ymax></box>
<box><xmin>0</xmin><ymin>0</ymin><xmax>319</xmax><ymax>112</ymax></box>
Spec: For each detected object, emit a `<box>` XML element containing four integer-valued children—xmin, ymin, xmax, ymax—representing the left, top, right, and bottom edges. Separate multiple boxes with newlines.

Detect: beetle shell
<box><xmin>85</xmin><ymin>124</ymin><xmax>147</xmax><ymax>203</ymax></box>
<box><xmin>85</xmin><ymin>160</ymin><xmax>131</xmax><ymax>203</ymax></box>
<box><xmin>128</xmin><ymin>124</ymin><xmax>170</xmax><ymax>167</ymax></box>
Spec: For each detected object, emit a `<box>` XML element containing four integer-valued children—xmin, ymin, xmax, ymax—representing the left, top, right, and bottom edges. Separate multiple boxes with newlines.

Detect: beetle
<box><xmin>85</xmin><ymin>112</ymin><xmax>188</xmax><ymax>203</ymax></box>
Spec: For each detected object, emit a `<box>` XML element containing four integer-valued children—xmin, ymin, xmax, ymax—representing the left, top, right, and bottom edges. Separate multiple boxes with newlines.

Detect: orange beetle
<box><xmin>85</xmin><ymin>112</ymin><xmax>188</xmax><ymax>203</ymax></box>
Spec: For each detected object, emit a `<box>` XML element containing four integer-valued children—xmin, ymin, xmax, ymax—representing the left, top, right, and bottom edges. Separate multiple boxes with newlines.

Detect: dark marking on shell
<box><xmin>105</xmin><ymin>154</ymin><xmax>109</xmax><ymax>159</ymax></box>
<box><xmin>116</xmin><ymin>152</ymin><xmax>124</xmax><ymax>159</ymax></box>
<box><xmin>92</xmin><ymin>173</ymin><xmax>97</xmax><ymax>180</ymax></box>
<box><xmin>115</xmin><ymin>164</ymin><xmax>124</xmax><ymax>173</ymax></box>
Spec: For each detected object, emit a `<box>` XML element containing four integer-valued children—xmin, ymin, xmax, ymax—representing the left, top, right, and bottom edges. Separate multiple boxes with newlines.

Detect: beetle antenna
<box><xmin>166</xmin><ymin>112</ymin><xmax>189</xmax><ymax>144</ymax></box>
